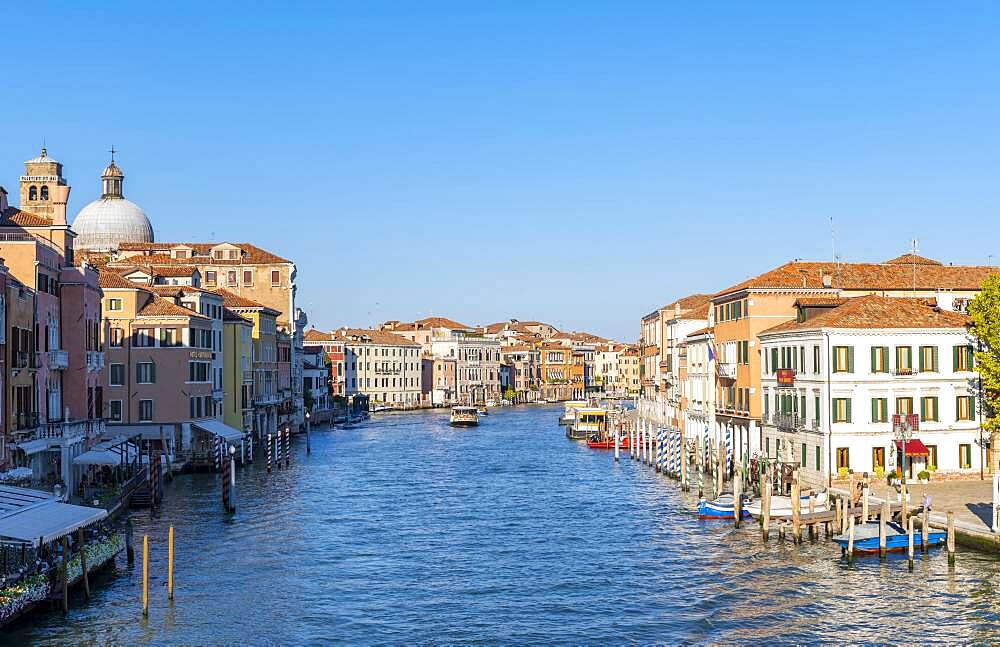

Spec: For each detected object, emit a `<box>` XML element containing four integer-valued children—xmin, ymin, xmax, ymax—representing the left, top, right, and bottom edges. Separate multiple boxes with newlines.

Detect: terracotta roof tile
<box><xmin>98</xmin><ymin>269</ymin><xmax>139</xmax><ymax>290</ymax></box>
<box><xmin>115</xmin><ymin>242</ymin><xmax>291</xmax><ymax>264</ymax></box>
<box><xmin>794</xmin><ymin>297</ymin><xmax>848</xmax><ymax>307</ymax></box>
<box><xmin>1</xmin><ymin>207</ymin><xmax>51</xmax><ymax>227</ymax></box>
<box><xmin>714</xmin><ymin>260</ymin><xmax>995</xmax><ymax>299</ymax></box>
<box><xmin>760</xmin><ymin>295</ymin><xmax>970</xmax><ymax>335</ymax></box>
<box><xmin>138</xmin><ymin>295</ymin><xmax>209</xmax><ymax>319</ymax></box>
<box><xmin>686</xmin><ymin>326</ymin><xmax>714</xmax><ymax>338</ymax></box>
<box><xmin>413</xmin><ymin>316</ymin><xmax>472</xmax><ymax>330</ymax></box>
<box><xmin>223</xmin><ymin>307</ymin><xmax>253</xmax><ymax>324</ymax></box>
<box><xmin>211</xmin><ymin>288</ymin><xmax>276</xmax><ymax>312</ymax></box>
<box><xmin>304</xmin><ymin>328</ymin><xmax>334</xmax><ymax>342</ymax></box>
<box><xmin>885</xmin><ymin>253</ymin><xmax>943</xmax><ymax>266</ymax></box>
<box><xmin>332</xmin><ymin>328</ymin><xmax>421</xmax><ymax>347</ymax></box>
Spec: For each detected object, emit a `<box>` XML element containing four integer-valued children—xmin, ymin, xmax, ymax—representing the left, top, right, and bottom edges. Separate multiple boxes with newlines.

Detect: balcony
<box><xmin>771</xmin><ymin>412</ymin><xmax>806</xmax><ymax>433</ymax></box>
<box><xmin>48</xmin><ymin>349</ymin><xmax>69</xmax><ymax>370</ymax></box>
<box><xmin>87</xmin><ymin>351</ymin><xmax>105</xmax><ymax>372</ymax></box>
<box><xmin>35</xmin><ymin>419</ymin><xmax>106</xmax><ymax>439</ymax></box>
<box><xmin>12</xmin><ymin>412</ymin><xmax>39</xmax><ymax>432</ymax></box>
<box><xmin>212</xmin><ymin>388</ymin><xmax>225</xmax><ymax>400</ymax></box>
<box><xmin>716</xmin><ymin>362</ymin><xmax>737</xmax><ymax>380</ymax></box>
<box><xmin>242</xmin><ymin>370</ymin><xmax>254</xmax><ymax>383</ymax></box>
<box><xmin>252</xmin><ymin>393</ymin><xmax>281</xmax><ymax>406</ymax></box>
<box><xmin>12</xmin><ymin>352</ymin><xmax>39</xmax><ymax>371</ymax></box>
<box><xmin>891</xmin><ymin>367</ymin><xmax>915</xmax><ymax>377</ymax></box>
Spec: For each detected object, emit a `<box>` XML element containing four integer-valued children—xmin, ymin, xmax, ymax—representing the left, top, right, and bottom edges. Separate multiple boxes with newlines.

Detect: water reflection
<box><xmin>3</xmin><ymin>404</ymin><xmax>1000</xmax><ymax>644</ymax></box>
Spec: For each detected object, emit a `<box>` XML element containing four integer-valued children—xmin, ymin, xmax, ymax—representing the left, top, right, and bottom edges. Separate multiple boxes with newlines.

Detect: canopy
<box><xmin>73</xmin><ymin>450</ymin><xmax>125</xmax><ymax>466</ymax></box>
<box><xmin>192</xmin><ymin>419</ymin><xmax>246</xmax><ymax>444</ymax></box>
<box><xmin>13</xmin><ymin>439</ymin><xmax>50</xmax><ymax>456</ymax></box>
<box><xmin>0</xmin><ymin>501</ymin><xmax>107</xmax><ymax>543</ymax></box>
<box><xmin>0</xmin><ymin>484</ymin><xmax>56</xmax><ymax>515</ymax></box>
<box><xmin>895</xmin><ymin>439</ymin><xmax>930</xmax><ymax>457</ymax></box>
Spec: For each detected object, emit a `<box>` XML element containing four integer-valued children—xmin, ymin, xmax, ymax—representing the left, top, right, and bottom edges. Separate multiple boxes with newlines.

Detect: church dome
<box><xmin>71</xmin><ymin>155</ymin><xmax>154</xmax><ymax>252</ymax></box>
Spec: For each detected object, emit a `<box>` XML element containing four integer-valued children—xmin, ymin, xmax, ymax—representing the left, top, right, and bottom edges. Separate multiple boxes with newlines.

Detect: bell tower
<box><xmin>20</xmin><ymin>147</ymin><xmax>70</xmax><ymax>223</ymax></box>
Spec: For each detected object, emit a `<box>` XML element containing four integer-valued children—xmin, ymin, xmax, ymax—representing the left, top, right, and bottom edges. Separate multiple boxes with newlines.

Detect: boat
<box><xmin>745</xmin><ymin>491</ymin><xmax>830</xmax><ymax>518</ymax></box>
<box><xmin>698</xmin><ymin>493</ymin><xmax>753</xmax><ymax>520</ymax></box>
<box><xmin>449</xmin><ymin>406</ymin><xmax>479</xmax><ymax>427</ymax></box>
<box><xmin>371</xmin><ymin>405</ymin><xmax>393</xmax><ymax>413</ymax></box>
<box><xmin>586</xmin><ymin>435</ymin><xmax>631</xmax><ymax>450</ymax></box>
<box><xmin>559</xmin><ymin>400</ymin><xmax>588</xmax><ymax>426</ymax></box>
<box><xmin>477</xmin><ymin>405</ymin><xmax>489</xmax><ymax>415</ymax></box>
<box><xmin>833</xmin><ymin>520</ymin><xmax>947</xmax><ymax>555</ymax></box>
<box><xmin>567</xmin><ymin>408</ymin><xmax>607</xmax><ymax>441</ymax></box>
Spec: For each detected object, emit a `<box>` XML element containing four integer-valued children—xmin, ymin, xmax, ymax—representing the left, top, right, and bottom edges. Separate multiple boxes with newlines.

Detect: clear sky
<box><xmin>2</xmin><ymin>3</ymin><xmax>999</xmax><ymax>341</ymax></box>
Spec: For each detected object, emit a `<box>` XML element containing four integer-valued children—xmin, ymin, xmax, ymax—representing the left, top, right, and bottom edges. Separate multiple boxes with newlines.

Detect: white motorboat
<box><xmin>746</xmin><ymin>490</ymin><xmax>829</xmax><ymax>517</ymax></box>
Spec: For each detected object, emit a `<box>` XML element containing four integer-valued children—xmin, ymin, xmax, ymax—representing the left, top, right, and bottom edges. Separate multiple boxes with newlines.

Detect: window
<box><xmin>800</xmin><ymin>443</ymin><xmax>807</xmax><ymax>467</ymax></box>
<box><xmin>920</xmin><ymin>396</ymin><xmax>939</xmax><ymax>422</ymax></box>
<box><xmin>243</xmin><ymin>270</ymin><xmax>253</xmax><ymax>286</ymax></box>
<box><xmin>832</xmin><ymin>398</ymin><xmax>851</xmax><ymax>423</ymax></box>
<box><xmin>160</xmin><ymin>328</ymin><xmax>178</xmax><ymax>347</ymax></box>
<box><xmin>40</xmin><ymin>186</ymin><xmax>49</xmax><ymax>200</ymax></box>
<box><xmin>896</xmin><ymin>397</ymin><xmax>913</xmax><ymax>416</ymax></box>
<box><xmin>136</xmin><ymin>362</ymin><xmax>156</xmax><ymax>384</ymax></box>
<box><xmin>205</xmin><ymin>271</ymin><xmax>217</xmax><ymax>285</ymax></box>
<box><xmin>926</xmin><ymin>444</ymin><xmax>938</xmax><ymax>470</ymax></box>
<box><xmin>138</xmin><ymin>399</ymin><xmax>154</xmax><ymax>422</ymax></box>
<box><xmin>271</xmin><ymin>270</ymin><xmax>280</xmax><ymax>286</ymax></box>
<box><xmin>109</xmin><ymin>400</ymin><xmax>123</xmax><ymax>422</ymax></box>
<box><xmin>918</xmin><ymin>346</ymin><xmax>938</xmax><ymax>372</ymax></box>
<box><xmin>228</xmin><ymin>271</ymin><xmax>238</xmax><ymax>286</ymax></box>
<box><xmin>959</xmin><ymin>444</ymin><xmax>972</xmax><ymax>469</ymax></box>
<box><xmin>872</xmin><ymin>447</ymin><xmax>885</xmax><ymax>470</ymax></box>
<box><xmin>109</xmin><ymin>363</ymin><xmax>125</xmax><ymax>386</ymax></box>
<box><xmin>957</xmin><ymin>395</ymin><xmax>976</xmax><ymax>421</ymax></box>
<box><xmin>188</xmin><ymin>361</ymin><xmax>210</xmax><ymax>382</ymax></box>
<box><xmin>832</xmin><ymin>346</ymin><xmax>853</xmax><ymax>373</ymax></box>
<box><xmin>836</xmin><ymin>447</ymin><xmax>850</xmax><ymax>470</ymax></box>
<box><xmin>895</xmin><ymin>346</ymin><xmax>913</xmax><ymax>374</ymax></box>
<box><xmin>871</xmin><ymin>398</ymin><xmax>888</xmax><ymax>423</ymax></box>
<box><xmin>107</xmin><ymin>298</ymin><xmax>122</xmax><ymax>312</ymax></box>
<box><xmin>110</xmin><ymin>328</ymin><xmax>124</xmax><ymax>347</ymax></box>
<box><xmin>871</xmin><ymin>346</ymin><xmax>888</xmax><ymax>373</ymax></box>
<box><xmin>134</xmin><ymin>328</ymin><xmax>155</xmax><ymax>347</ymax></box>
<box><xmin>28</xmin><ymin>185</ymin><xmax>37</xmax><ymax>200</ymax></box>
<box><xmin>954</xmin><ymin>345</ymin><xmax>974</xmax><ymax>372</ymax></box>
<box><xmin>815</xmin><ymin>395</ymin><xmax>820</xmax><ymax>422</ymax></box>
<box><xmin>765</xmin><ymin>437</ymin><xmax>770</xmax><ymax>457</ymax></box>
<box><xmin>813</xmin><ymin>345</ymin><xmax>820</xmax><ymax>374</ymax></box>
<box><xmin>815</xmin><ymin>445</ymin><xmax>821</xmax><ymax>470</ymax></box>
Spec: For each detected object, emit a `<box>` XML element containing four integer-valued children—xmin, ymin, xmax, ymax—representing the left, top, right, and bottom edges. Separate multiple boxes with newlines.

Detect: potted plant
<box><xmin>838</xmin><ymin>466</ymin><xmax>849</xmax><ymax>479</ymax></box>
<box><xmin>917</xmin><ymin>469</ymin><xmax>931</xmax><ymax>484</ymax></box>
<box><xmin>874</xmin><ymin>466</ymin><xmax>885</xmax><ymax>479</ymax></box>
<box><xmin>888</xmin><ymin>468</ymin><xmax>901</xmax><ymax>486</ymax></box>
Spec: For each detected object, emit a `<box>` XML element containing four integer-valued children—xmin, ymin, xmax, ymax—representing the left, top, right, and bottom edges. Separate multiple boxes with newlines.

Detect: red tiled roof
<box><xmin>304</xmin><ymin>328</ymin><xmax>334</xmax><ymax>342</ymax></box>
<box><xmin>1</xmin><ymin>207</ymin><xmax>51</xmax><ymax>227</ymax></box>
<box><xmin>760</xmin><ymin>295</ymin><xmax>970</xmax><ymax>335</ymax></box>
<box><xmin>686</xmin><ymin>326</ymin><xmax>713</xmax><ymax>338</ymax></box>
<box><xmin>115</xmin><ymin>242</ymin><xmax>291</xmax><ymax>264</ymax></box>
<box><xmin>413</xmin><ymin>316</ymin><xmax>472</xmax><ymax>330</ymax></box>
<box><xmin>211</xmin><ymin>288</ymin><xmax>275</xmax><ymax>312</ymax></box>
<box><xmin>138</xmin><ymin>295</ymin><xmax>209</xmax><ymax>319</ymax></box>
<box><xmin>97</xmin><ymin>269</ymin><xmax>139</xmax><ymax>290</ymax></box>
<box><xmin>714</xmin><ymin>260</ymin><xmax>995</xmax><ymax>299</ymax></box>
<box><xmin>794</xmin><ymin>297</ymin><xmax>848</xmax><ymax>308</ymax></box>
<box><xmin>332</xmin><ymin>328</ymin><xmax>421</xmax><ymax>347</ymax></box>
<box><xmin>885</xmin><ymin>253</ymin><xmax>943</xmax><ymax>266</ymax></box>
<box><xmin>661</xmin><ymin>293</ymin><xmax>713</xmax><ymax>318</ymax></box>
<box><xmin>223</xmin><ymin>307</ymin><xmax>252</xmax><ymax>324</ymax></box>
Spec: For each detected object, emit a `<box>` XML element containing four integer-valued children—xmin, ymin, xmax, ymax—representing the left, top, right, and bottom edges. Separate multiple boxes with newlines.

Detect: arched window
<box><xmin>28</xmin><ymin>186</ymin><xmax>37</xmax><ymax>200</ymax></box>
<box><xmin>40</xmin><ymin>186</ymin><xmax>49</xmax><ymax>201</ymax></box>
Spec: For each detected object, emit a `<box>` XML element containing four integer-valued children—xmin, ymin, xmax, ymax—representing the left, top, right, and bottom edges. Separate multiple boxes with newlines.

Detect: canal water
<box><xmin>5</xmin><ymin>404</ymin><xmax>1000</xmax><ymax>644</ymax></box>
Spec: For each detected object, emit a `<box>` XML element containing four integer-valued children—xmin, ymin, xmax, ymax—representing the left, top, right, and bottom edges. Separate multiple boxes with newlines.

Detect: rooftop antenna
<box><xmin>830</xmin><ymin>216</ymin><xmax>836</xmax><ymax>265</ymax></box>
<box><xmin>910</xmin><ymin>238</ymin><xmax>919</xmax><ymax>294</ymax></box>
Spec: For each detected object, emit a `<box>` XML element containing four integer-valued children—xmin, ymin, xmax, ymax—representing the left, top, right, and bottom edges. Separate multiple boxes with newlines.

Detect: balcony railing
<box><xmin>12</xmin><ymin>352</ymin><xmax>39</xmax><ymax>370</ymax></box>
<box><xmin>86</xmin><ymin>351</ymin><xmax>105</xmax><ymax>372</ymax></box>
<box><xmin>48</xmin><ymin>349</ymin><xmax>69</xmax><ymax>370</ymax></box>
<box><xmin>891</xmin><ymin>367</ymin><xmax>915</xmax><ymax>376</ymax></box>
<box><xmin>35</xmin><ymin>419</ymin><xmax>106</xmax><ymax>439</ymax></box>
<box><xmin>252</xmin><ymin>393</ymin><xmax>281</xmax><ymax>406</ymax></box>
<box><xmin>716</xmin><ymin>362</ymin><xmax>737</xmax><ymax>380</ymax></box>
<box><xmin>242</xmin><ymin>370</ymin><xmax>254</xmax><ymax>383</ymax></box>
<box><xmin>771</xmin><ymin>412</ymin><xmax>806</xmax><ymax>432</ymax></box>
<box><xmin>12</xmin><ymin>412</ymin><xmax>39</xmax><ymax>431</ymax></box>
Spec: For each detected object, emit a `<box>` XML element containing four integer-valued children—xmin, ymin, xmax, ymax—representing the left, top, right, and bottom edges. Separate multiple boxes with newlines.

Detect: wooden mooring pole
<box><xmin>791</xmin><ymin>470</ymin><xmax>801</xmax><ymax>543</ymax></box>
<box><xmin>142</xmin><ymin>534</ymin><xmax>149</xmax><ymax>617</ymax></box>
<box><xmin>733</xmin><ymin>469</ymin><xmax>743</xmax><ymax>529</ymax></box>
<box><xmin>834</xmin><ymin>497</ymin><xmax>843</xmax><ymax>535</ymax></box>
<box><xmin>126</xmin><ymin>519</ymin><xmax>135</xmax><ymax>564</ymax></box>
<box><xmin>921</xmin><ymin>507</ymin><xmax>929</xmax><ymax>553</ymax></box>
<box><xmin>947</xmin><ymin>511</ymin><xmax>956</xmax><ymax>566</ymax></box>
<box><xmin>761</xmin><ymin>480</ymin><xmax>771</xmax><ymax>542</ymax></box>
<box><xmin>61</xmin><ymin>536</ymin><xmax>69</xmax><ymax>614</ymax></box>
<box><xmin>861</xmin><ymin>477</ymin><xmax>870</xmax><ymax>522</ymax></box>
<box><xmin>847</xmin><ymin>516</ymin><xmax>855</xmax><ymax>564</ymax></box>
<box><xmin>168</xmin><ymin>526</ymin><xmax>175</xmax><ymax>601</ymax></box>
<box><xmin>808</xmin><ymin>494</ymin><xmax>816</xmax><ymax>542</ymax></box>
<box><xmin>78</xmin><ymin>528</ymin><xmax>90</xmax><ymax>600</ymax></box>
<box><xmin>907</xmin><ymin>516</ymin><xmax>915</xmax><ymax>571</ymax></box>
<box><xmin>879</xmin><ymin>498</ymin><xmax>888</xmax><ymax>560</ymax></box>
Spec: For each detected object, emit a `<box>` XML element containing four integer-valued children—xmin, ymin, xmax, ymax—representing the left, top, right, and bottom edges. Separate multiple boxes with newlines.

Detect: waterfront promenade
<box><xmin>5</xmin><ymin>405</ymin><xmax>1000</xmax><ymax>644</ymax></box>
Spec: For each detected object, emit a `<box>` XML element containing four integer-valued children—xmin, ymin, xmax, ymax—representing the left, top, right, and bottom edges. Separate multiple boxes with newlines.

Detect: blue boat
<box><xmin>698</xmin><ymin>493</ymin><xmax>752</xmax><ymax>520</ymax></box>
<box><xmin>833</xmin><ymin>520</ymin><xmax>947</xmax><ymax>555</ymax></box>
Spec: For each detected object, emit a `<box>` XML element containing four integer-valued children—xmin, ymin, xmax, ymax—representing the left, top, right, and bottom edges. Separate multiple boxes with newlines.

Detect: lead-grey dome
<box><xmin>71</xmin><ymin>156</ymin><xmax>154</xmax><ymax>252</ymax></box>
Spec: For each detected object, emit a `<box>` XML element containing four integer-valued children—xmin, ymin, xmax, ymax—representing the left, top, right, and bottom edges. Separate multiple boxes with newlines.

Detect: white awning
<box><xmin>0</xmin><ymin>501</ymin><xmax>107</xmax><ymax>543</ymax></box>
<box><xmin>13</xmin><ymin>439</ymin><xmax>50</xmax><ymax>456</ymax></box>
<box><xmin>73</xmin><ymin>450</ymin><xmax>125</xmax><ymax>466</ymax></box>
<box><xmin>192</xmin><ymin>419</ymin><xmax>246</xmax><ymax>444</ymax></box>
<box><xmin>0</xmin><ymin>484</ymin><xmax>57</xmax><ymax>516</ymax></box>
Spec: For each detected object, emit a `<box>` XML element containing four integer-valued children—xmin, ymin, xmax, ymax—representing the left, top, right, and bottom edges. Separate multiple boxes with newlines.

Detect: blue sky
<box><xmin>2</xmin><ymin>2</ymin><xmax>999</xmax><ymax>341</ymax></box>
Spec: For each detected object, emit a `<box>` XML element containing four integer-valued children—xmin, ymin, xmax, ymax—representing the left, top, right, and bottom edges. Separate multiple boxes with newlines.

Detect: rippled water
<box><xmin>5</xmin><ymin>404</ymin><xmax>1000</xmax><ymax>645</ymax></box>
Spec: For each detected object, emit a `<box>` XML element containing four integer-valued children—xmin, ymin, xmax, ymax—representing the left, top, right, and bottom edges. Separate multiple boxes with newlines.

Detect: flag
<box><xmin>708</xmin><ymin>344</ymin><xmax>715</xmax><ymax>361</ymax></box>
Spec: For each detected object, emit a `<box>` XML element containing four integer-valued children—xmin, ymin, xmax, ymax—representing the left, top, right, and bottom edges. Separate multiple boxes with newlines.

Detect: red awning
<box><xmin>895</xmin><ymin>439</ymin><xmax>930</xmax><ymax>457</ymax></box>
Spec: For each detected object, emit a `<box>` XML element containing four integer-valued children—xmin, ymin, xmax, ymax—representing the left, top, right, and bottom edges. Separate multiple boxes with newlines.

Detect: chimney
<box><xmin>0</xmin><ymin>187</ymin><xmax>7</xmax><ymax>212</ymax></box>
<box><xmin>50</xmin><ymin>185</ymin><xmax>71</xmax><ymax>226</ymax></box>
<box><xmin>935</xmin><ymin>290</ymin><xmax>955</xmax><ymax>312</ymax></box>
<box><xmin>822</xmin><ymin>273</ymin><xmax>833</xmax><ymax>288</ymax></box>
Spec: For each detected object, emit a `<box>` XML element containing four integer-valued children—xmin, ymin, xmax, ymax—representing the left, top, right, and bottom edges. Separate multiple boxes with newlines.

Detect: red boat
<box><xmin>587</xmin><ymin>436</ymin><xmax>631</xmax><ymax>450</ymax></box>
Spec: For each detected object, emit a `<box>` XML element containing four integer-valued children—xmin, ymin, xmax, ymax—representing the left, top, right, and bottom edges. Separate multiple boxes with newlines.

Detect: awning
<box><xmin>895</xmin><ymin>439</ymin><xmax>931</xmax><ymax>457</ymax></box>
<box><xmin>192</xmin><ymin>419</ymin><xmax>246</xmax><ymax>444</ymax></box>
<box><xmin>0</xmin><ymin>501</ymin><xmax>107</xmax><ymax>543</ymax></box>
<box><xmin>13</xmin><ymin>439</ymin><xmax>50</xmax><ymax>456</ymax></box>
<box><xmin>73</xmin><ymin>450</ymin><xmax>126</xmax><ymax>466</ymax></box>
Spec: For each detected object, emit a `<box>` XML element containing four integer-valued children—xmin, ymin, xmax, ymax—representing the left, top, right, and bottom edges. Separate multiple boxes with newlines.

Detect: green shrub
<box><xmin>917</xmin><ymin>469</ymin><xmax>931</xmax><ymax>481</ymax></box>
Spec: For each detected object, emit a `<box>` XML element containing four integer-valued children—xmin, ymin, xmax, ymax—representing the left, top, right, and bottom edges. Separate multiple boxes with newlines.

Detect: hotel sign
<box><xmin>190</xmin><ymin>351</ymin><xmax>213</xmax><ymax>360</ymax></box>
<box><xmin>776</xmin><ymin>369</ymin><xmax>795</xmax><ymax>386</ymax></box>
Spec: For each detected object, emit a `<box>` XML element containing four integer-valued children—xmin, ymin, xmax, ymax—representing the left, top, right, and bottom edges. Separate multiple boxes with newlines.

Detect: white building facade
<box><xmin>340</xmin><ymin>329</ymin><xmax>423</xmax><ymax>408</ymax></box>
<box><xmin>759</xmin><ymin>295</ymin><xmax>981</xmax><ymax>487</ymax></box>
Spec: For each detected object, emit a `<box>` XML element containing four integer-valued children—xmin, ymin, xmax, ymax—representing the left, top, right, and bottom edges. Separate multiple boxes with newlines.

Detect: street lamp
<box><xmin>894</xmin><ymin>415</ymin><xmax>914</xmax><ymax>502</ymax></box>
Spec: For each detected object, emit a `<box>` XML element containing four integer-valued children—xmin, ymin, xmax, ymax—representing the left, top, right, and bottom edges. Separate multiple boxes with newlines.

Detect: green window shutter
<box><xmin>815</xmin><ymin>396</ymin><xmax>820</xmax><ymax>420</ymax></box>
<box><xmin>764</xmin><ymin>395</ymin><xmax>769</xmax><ymax>415</ymax></box>
<box><xmin>956</xmin><ymin>395</ymin><xmax>962</xmax><ymax>420</ymax></box>
<box><xmin>953</xmin><ymin>345</ymin><xmax>960</xmax><ymax>371</ymax></box>
<box><xmin>871</xmin><ymin>398</ymin><xmax>877</xmax><ymax>422</ymax></box>
<box><xmin>848</xmin><ymin>347</ymin><xmax>854</xmax><ymax>373</ymax></box>
<box><xmin>815</xmin><ymin>445</ymin><xmax>821</xmax><ymax>470</ymax></box>
<box><xmin>971</xmin><ymin>395</ymin><xmax>977</xmax><ymax>416</ymax></box>
<box><xmin>800</xmin><ymin>395</ymin><xmax>806</xmax><ymax>414</ymax></box>
<box><xmin>932</xmin><ymin>396</ymin><xmax>938</xmax><ymax>420</ymax></box>
<box><xmin>920</xmin><ymin>398</ymin><xmax>927</xmax><ymax>421</ymax></box>
<box><xmin>918</xmin><ymin>348</ymin><xmax>925</xmax><ymax>372</ymax></box>
<box><xmin>845</xmin><ymin>398</ymin><xmax>852</xmax><ymax>423</ymax></box>
<box><xmin>870</xmin><ymin>347</ymin><xmax>877</xmax><ymax>372</ymax></box>
<box><xmin>969</xmin><ymin>346</ymin><xmax>976</xmax><ymax>370</ymax></box>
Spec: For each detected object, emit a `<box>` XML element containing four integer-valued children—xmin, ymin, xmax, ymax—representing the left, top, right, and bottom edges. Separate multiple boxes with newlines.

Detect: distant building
<box><xmin>337</xmin><ymin>328</ymin><xmax>422</xmax><ymax>408</ymax></box>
